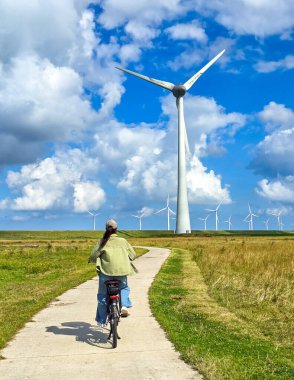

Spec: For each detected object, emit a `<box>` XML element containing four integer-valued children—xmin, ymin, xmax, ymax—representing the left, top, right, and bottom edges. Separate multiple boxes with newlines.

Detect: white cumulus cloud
<box><xmin>258</xmin><ymin>101</ymin><xmax>294</xmax><ymax>132</ymax></box>
<box><xmin>187</xmin><ymin>156</ymin><xmax>231</xmax><ymax>204</ymax></box>
<box><xmin>98</xmin><ymin>0</ymin><xmax>184</xmax><ymax>30</ymax></box>
<box><xmin>250</xmin><ymin>102</ymin><xmax>294</xmax><ymax>177</ymax></box>
<box><xmin>2</xmin><ymin>149</ymin><xmax>105</xmax><ymax>212</ymax></box>
<box><xmin>0</xmin><ymin>54</ymin><xmax>97</xmax><ymax>164</ymax></box>
<box><xmin>73</xmin><ymin>182</ymin><xmax>105</xmax><ymax>212</ymax></box>
<box><xmin>165</xmin><ymin>22</ymin><xmax>207</xmax><ymax>42</ymax></box>
<box><xmin>255</xmin><ymin>55</ymin><xmax>294</xmax><ymax>73</ymax></box>
<box><xmin>0</xmin><ymin>1</ymin><xmax>98</xmax><ymax>65</ymax></box>
<box><xmin>256</xmin><ymin>177</ymin><xmax>294</xmax><ymax>203</ymax></box>
<box><xmin>193</xmin><ymin>0</ymin><xmax>294</xmax><ymax>37</ymax></box>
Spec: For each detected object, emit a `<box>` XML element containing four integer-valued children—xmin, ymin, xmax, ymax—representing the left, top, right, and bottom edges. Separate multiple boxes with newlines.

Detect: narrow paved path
<box><xmin>0</xmin><ymin>247</ymin><xmax>201</xmax><ymax>380</ymax></box>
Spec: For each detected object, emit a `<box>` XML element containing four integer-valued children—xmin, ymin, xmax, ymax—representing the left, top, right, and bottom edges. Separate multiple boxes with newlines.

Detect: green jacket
<box><xmin>88</xmin><ymin>234</ymin><xmax>137</xmax><ymax>276</ymax></box>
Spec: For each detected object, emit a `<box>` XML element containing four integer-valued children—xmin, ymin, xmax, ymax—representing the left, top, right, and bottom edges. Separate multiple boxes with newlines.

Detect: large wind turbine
<box><xmin>88</xmin><ymin>211</ymin><xmax>99</xmax><ymax>231</ymax></box>
<box><xmin>206</xmin><ymin>200</ymin><xmax>223</xmax><ymax>231</ymax></box>
<box><xmin>116</xmin><ymin>50</ymin><xmax>225</xmax><ymax>234</ymax></box>
<box><xmin>155</xmin><ymin>194</ymin><xmax>176</xmax><ymax>231</ymax></box>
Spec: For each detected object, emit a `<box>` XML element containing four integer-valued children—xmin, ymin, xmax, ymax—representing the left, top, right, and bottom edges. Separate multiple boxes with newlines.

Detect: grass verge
<box><xmin>148</xmin><ymin>244</ymin><xmax>293</xmax><ymax>380</ymax></box>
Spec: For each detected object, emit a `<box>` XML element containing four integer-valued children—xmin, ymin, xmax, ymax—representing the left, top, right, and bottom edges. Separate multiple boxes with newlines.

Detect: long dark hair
<box><xmin>99</xmin><ymin>225</ymin><xmax>117</xmax><ymax>250</ymax></box>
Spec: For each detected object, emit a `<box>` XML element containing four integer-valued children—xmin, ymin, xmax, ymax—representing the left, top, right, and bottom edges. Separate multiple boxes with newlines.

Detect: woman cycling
<box><xmin>88</xmin><ymin>219</ymin><xmax>137</xmax><ymax>326</ymax></box>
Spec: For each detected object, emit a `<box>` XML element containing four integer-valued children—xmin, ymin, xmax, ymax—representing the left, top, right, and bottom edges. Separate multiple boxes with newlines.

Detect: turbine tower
<box><xmin>116</xmin><ymin>50</ymin><xmax>225</xmax><ymax>234</ymax></box>
<box><xmin>244</xmin><ymin>203</ymin><xmax>258</xmax><ymax>231</ymax></box>
<box><xmin>155</xmin><ymin>194</ymin><xmax>176</xmax><ymax>230</ymax></box>
<box><xmin>206</xmin><ymin>200</ymin><xmax>223</xmax><ymax>231</ymax></box>
<box><xmin>198</xmin><ymin>214</ymin><xmax>209</xmax><ymax>230</ymax></box>
<box><xmin>224</xmin><ymin>216</ymin><xmax>232</xmax><ymax>231</ymax></box>
<box><xmin>88</xmin><ymin>211</ymin><xmax>99</xmax><ymax>231</ymax></box>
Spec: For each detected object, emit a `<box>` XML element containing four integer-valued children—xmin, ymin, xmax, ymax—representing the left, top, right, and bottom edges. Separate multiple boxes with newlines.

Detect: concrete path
<box><xmin>0</xmin><ymin>247</ymin><xmax>201</xmax><ymax>380</ymax></box>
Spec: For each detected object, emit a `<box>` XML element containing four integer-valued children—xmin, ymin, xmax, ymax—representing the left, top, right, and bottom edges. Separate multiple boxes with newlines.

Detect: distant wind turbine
<box><xmin>269</xmin><ymin>210</ymin><xmax>282</xmax><ymax>230</ymax></box>
<box><xmin>116</xmin><ymin>50</ymin><xmax>226</xmax><ymax>234</ymax></box>
<box><xmin>155</xmin><ymin>194</ymin><xmax>176</xmax><ymax>231</ymax></box>
<box><xmin>224</xmin><ymin>216</ymin><xmax>232</xmax><ymax>231</ymax></box>
<box><xmin>132</xmin><ymin>214</ymin><xmax>142</xmax><ymax>231</ymax></box>
<box><xmin>244</xmin><ymin>203</ymin><xmax>258</xmax><ymax>231</ymax></box>
<box><xmin>262</xmin><ymin>219</ymin><xmax>269</xmax><ymax>231</ymax></box>
<box><xmin>88</xmin><ymin>211</ymin><xmax>99</xmax><ymax>231</ymax></box>
<box><xmin>244</xmin><ymin>218</ymin><xmax>251</xmax><ymax>230</ymax></box>
<box><xmin>198</xmin><ymin>214</ymin><xmax>209</xmax><ymax>231</ymax></box>
<box><xmin>206</xmin><ymin>200</ymin><xmax>223</xmax><ymax>231</ymax></box>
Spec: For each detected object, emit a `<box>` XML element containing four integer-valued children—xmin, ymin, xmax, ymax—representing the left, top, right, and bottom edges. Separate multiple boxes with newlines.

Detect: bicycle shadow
<box><xmin>46</xmin><ymin>322</ymin><xmax>113</xmax><ymax>349</ymax></box>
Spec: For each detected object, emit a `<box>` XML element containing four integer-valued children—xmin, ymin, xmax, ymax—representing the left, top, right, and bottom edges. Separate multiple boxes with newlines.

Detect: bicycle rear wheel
<box><xmin>111</xmin><ymin>315</ymin><xmax>118</xmax><ymax>348</ymax></box>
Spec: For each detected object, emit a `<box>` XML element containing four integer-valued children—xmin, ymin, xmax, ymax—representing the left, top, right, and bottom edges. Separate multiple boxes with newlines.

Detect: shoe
<box><xmin>120</xmin><ymin>306</ymin><xmax>129</xmax><ymax>317</ymax></box>
<box><xmin>96</xmin><ymin>322</ymin><xmax>105</xmax><ymax>328</ymax></box>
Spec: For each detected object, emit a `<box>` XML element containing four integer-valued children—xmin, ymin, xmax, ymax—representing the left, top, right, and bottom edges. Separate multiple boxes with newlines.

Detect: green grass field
<box><xmin>0</xmin><ymin>231</ymin><xmax>293</xmax><ymax>379</ymax></box>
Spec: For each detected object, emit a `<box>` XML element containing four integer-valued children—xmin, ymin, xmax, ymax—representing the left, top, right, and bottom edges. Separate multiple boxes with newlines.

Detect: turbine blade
<box><xmin>216</xmin><ymin>199</ymin><xmax>224</xmax><ymax>210</ymax></box>
<box><xmin>169</xmin><ymin>208</ymin><xmax>176</xmax><ymax>215</ymax></box>
<box><xmin>116</xmin><ymin>67</ymin><xmax>174</xmax><ymax>91</ymax></box>
<box><xmin>184</xmin><ymin>49</ymin><xmax>226</xmax><ymax>91</ymax></box>
<box><xmin>155</xmin><ymin>207</ymin><xmax>167</xmax><ymax>214</ymax></box>
<box><xmin>248</xmin><ymin>203</ymin><xmax>252</xmax><ymax>213</ymax></box>
<box><xmin>205</xmin><ymin>209</ymin><xmax>215</xmax><ymax>212</ymax></box>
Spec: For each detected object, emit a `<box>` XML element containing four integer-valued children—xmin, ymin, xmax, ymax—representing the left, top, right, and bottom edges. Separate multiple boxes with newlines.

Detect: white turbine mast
<box><xmin>155</xmin><ymin>194</ymin><xmax>176</xmax><ymax>231</ymax></box>
<box><xmin>244</xmin><ymin>218</ymin><xmax>251</xmax><ymax>230</ymax></box>
<box><xmin>244</xmin><ymin>203</ymin><xmax>258</xmax><ymax>231</ymax></box>
<box><xmin>262</xmin><ymin>219</ymin><xmax>269</xmax><ymax>231</ymax></box>
<box><xmin>88</xmin><ymin>211</ymin><xmax>99</xmax><ymax>231</ymax></box>
<box><xmin>116</xmin><ymin>49</ymin><xmax>225</xmax><ymax>234</ymax></box>
<box><xmin>206</xmin><ymin>200</ymin><xmax>223</xmax><ymax>231</ymax></box>
<box><xmin>224</xmin><ymin>216</ymin><xmax>232</xmax><ymax>231</ymax></box>
<box><xmin>198</xmin><ymin>214</ymin><xmax>209</xmax><ymax>231</ymax></box>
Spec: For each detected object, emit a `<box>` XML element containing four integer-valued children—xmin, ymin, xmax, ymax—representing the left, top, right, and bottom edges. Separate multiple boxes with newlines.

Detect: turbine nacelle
<box><xmin>172</xmin><ymin>84</ymin><xmax>186</xmax><ymax>98</ymax></box>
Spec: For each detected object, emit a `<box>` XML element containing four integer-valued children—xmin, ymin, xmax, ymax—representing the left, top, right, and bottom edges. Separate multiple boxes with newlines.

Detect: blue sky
<box><xmin>0</xmin><ymin>0</ymin><xmax>294</xmax><ymax>231</ymax></box>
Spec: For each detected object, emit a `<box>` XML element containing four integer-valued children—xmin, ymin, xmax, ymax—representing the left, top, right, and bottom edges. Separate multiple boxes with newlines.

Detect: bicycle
<box><xmin>105</xmin><ymin>279</ymin><xmax>121</xmax><ymax>348</ymax></box>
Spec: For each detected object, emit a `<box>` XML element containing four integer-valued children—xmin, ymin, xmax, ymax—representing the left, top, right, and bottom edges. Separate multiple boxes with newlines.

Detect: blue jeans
<box><xmin>96</xmin><ymin>273</ymin><xmax>132</xmax><ymax>324</ymax></box>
